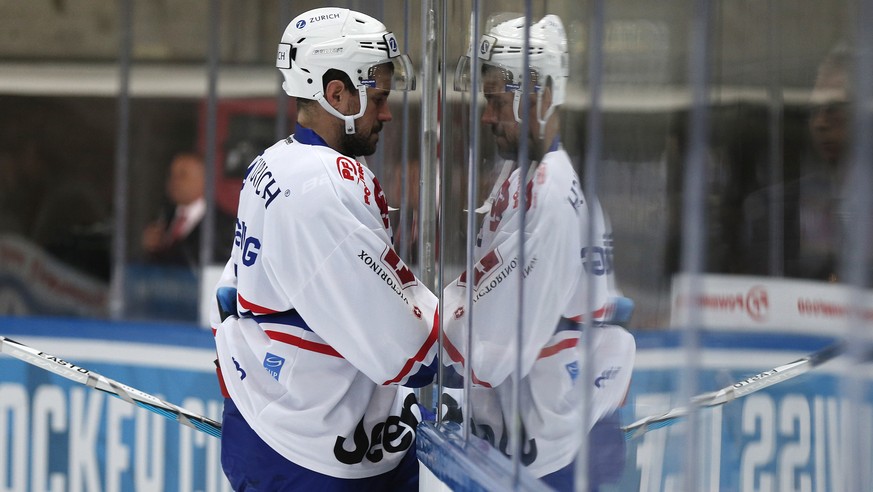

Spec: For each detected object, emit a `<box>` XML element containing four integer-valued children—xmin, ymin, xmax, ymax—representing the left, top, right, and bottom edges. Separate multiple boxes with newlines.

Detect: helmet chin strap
<box><xmin>316</xmin><ymin>85</ymin><xmax>369</xmax><ymax>134</ymax></box>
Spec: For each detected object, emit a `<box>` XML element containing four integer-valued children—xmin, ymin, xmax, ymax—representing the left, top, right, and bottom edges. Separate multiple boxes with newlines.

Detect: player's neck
<box><xmin>299</xmin><ymin>115</ymin><xmax>344</xmax><ymax>154</ymax></box>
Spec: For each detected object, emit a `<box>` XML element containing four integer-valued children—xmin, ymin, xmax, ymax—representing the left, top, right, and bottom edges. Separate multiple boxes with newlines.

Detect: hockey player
<box><xmin>210</xmin><ymin>8</ymin><xmax>437</xmax><ymax>491</ymax></box>
<box><xmin>444</xmin><ymin>13</ymin><xmax>636</xmax><ymax>491</ymax></box>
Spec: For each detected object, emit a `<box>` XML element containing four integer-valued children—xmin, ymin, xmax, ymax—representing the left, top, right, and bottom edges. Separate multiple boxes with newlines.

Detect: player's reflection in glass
<box><xmin>443</xmin><ymin>13</ymin><xmax>636</xmax><ymax>491</ymax></box>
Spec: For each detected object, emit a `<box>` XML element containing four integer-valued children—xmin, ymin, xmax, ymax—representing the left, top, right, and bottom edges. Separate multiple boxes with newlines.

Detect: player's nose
<box><xmin>379</xmin><ymin>101</ymin><xmax>393</xmax><ymax>122</ymax></box>
<box><xmin>481</xmin><ymin>103</ymin><xmax>497</xmax><ymax>125</ymax></box>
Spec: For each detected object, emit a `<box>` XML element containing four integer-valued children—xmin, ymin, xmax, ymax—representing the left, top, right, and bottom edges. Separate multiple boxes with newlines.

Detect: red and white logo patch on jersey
<box><xmin>372</xmin><ymin>177</ymin><xmax>391</xmax><ymax>230</ymax></box>
<box><xmin>457</xmin><ymin>249</ymin><xmax>504</xmax><ymax>288</ymax></box>
<box><xmin>381</xmin><ymin>246</ymin><xmax>418</xmax><ymax>289</ymax></box>
<box><xmin>336</xmin><ymin>157</ymin><xmax>356</xmax><ymax>181</ymax></box>
<box><xmin>336</xmin><ymin>156</ymin><xmax>372</xmax><ymax>205</ymax></box>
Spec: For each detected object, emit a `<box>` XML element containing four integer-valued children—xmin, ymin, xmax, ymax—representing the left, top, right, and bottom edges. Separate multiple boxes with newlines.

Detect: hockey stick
<box><xmin>0</xmin><ymin>335</ymin><xmax>222</xmax><ymax>439</ymax></box>
<box><xmin>622</xmin><ymin>342</ymin><xmax>846</xmax><ymax>441</ymax></box>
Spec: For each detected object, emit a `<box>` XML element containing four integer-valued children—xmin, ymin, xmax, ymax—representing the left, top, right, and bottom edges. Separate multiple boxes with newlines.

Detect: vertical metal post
<box><xmin>418</xmin><ymin>0</ymin><xmax>439</xmax><ymax>410</ymax></box>
<box><xmin>418</xmin><ymin>0</ymin><xmax>438</xmax><ymax>285</ymax></box>
<box><xmin>510</xmin><ymin>1</ymin><xmax>533</xmax><ymax>486</ymax></box>
<box><xmin>576</xmin><ymin>2</ymin><xmax>606</xmax><ymax>490</ymax></box>
<box><xmin>399</xmin><ymin>0</ymin><xmax>412</xmax><ymax>263</ymax></box>
<box><xmin>461</xmin><ymin>0</ymin><xmax>482</xmax><ymax>439</ymax></box>
<box><xmin>765</xmin><ymin>1</ymin><xmax>784</xmax><ymax>277</ymax></box>
<box><xmin>681</xmin><ymin>0</ymin><xmax>712</xmax><ymax>490</ymax></box>
<box><xmin>200</xmin><ymin>0</ymin><xmax>220</xmax><ymax>270</ymax></box>
<box><xmin>435</xmin><ymin>0</ymin><xmax>449</xmax><ymax>427</ymax></box>
<box><xmin>275</xmin><ymin>0</ymin><xmax>292</xmax><ymax>141</ymax></box>
<box><xmin>843</xmin><ymin>0</ymin><xmax>873</xmax><ymax>489</ymax></box>
<box><xmin>109</xmin><ymin>0</ymin><xmax>133</xmax><ymax>320</ymax></box>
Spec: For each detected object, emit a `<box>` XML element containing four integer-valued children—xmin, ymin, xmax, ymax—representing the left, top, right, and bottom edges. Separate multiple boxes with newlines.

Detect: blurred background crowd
<box><xmin>0</xmin><ymin>0</ymin><xmax>863</xmax><ymax>328</ymax></box>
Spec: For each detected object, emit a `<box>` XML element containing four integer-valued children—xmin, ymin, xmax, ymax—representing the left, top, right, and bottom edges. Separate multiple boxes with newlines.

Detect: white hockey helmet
<box><xmin>454</xmin><ymin>13</ymin><xmax>568</xmax><ymax>128</ymax></box>
<box><xmin>277</xmin><ymin>8</ymin><xmax>415</xmax><ymax>134</ymax></box>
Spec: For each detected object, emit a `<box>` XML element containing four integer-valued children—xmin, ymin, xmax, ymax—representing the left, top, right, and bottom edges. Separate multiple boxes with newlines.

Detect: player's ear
<box><xmin>324</xmin><ymin>79</ymin><xmax>348</xmax><ymax>110</ymax></box>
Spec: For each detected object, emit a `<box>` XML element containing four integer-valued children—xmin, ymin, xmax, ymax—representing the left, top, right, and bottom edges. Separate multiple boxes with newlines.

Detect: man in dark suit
<box><xmin>741</xmin><ymin>46</ymin><xmax>849</xmax><ymax>281</ymax></box>
<box><xmin>141</xmin><ymin>152</ymin><xmax>233</xmax><ymax>269</ymax></box>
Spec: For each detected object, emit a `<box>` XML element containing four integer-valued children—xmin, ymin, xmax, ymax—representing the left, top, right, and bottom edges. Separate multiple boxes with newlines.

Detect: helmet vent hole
<box><xmin>307</xmin><ymin>78</ymin><xmax>313</xmax><ymax>84</ymax></box>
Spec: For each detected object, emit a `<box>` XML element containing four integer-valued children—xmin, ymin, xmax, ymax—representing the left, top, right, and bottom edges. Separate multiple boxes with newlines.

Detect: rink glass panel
<box><xmin>1</xmin><ymin>0</ymin><xmax>873</xmax><ymax>491</ymax></box>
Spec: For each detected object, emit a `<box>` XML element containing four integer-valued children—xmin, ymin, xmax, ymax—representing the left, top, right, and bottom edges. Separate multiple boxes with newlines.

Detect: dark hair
<box><xmin>296</xmin><ymin>69</ymin><xmax>357</xmax><ymax>109</ymax></box>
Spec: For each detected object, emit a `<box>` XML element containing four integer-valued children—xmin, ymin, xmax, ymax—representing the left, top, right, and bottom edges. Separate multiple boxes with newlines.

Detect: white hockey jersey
<box><xmin>211</xmin><ymin>125</ymin><xmax>439</xmax><ymax>479</ymax></box>
<box><xmin>442</xmin><ymin>144</ymin><xmax>636</xmax><ymax>477</ymax></box>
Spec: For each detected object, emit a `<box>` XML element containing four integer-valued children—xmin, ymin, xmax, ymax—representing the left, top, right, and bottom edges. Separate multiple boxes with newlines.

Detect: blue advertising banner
<box><xmin>618</xmin><ymin>331</ymin><xmax>873</xmax><ymax>492</ymax></box>
<box><xmin>5</xmin><ymin>318</ymin><xmax>872</xmax><ymax>491</ymax></box>
<box><xmin>417</xmin><ymin>331</ymin><xmax>873</xmax><ymax>491</ymax></box>
<box><xmin>0</xmin><ymin>317</ymin><xmax>229</xmax><ymax>492</ymax></box>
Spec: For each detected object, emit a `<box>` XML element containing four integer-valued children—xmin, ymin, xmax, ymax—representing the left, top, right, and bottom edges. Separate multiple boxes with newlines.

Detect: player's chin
<box><xmin>495</xmin><ymin>140</ymin><xmax>516</xmax><ymax>159</ymax></box>
<box><xmin>362</xmin><ymin>140</ymin><xmax>379</xmax><ymax>156</ymax></box>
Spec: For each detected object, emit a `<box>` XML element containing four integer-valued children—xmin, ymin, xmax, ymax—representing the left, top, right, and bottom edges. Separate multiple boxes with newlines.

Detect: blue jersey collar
<box><xmin>548</xmin><ymin>136</ymin><xmax>561</xmax><ymax>153</ymax></box>
<box><xmin>293</xmin><ymin>124</ymin><xmax>331</xmax><ymax>147</ymax></box>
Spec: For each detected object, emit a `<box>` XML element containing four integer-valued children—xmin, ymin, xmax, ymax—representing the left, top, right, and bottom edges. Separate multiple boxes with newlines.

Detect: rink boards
<box><xmin>617</xmin><ymin>331</ymin><xmax>873</xmax><ymax>492</ymax></box>
<box><xmin>419</xmin><ymin>331</ymin><xmax>873</xmax><ymax>491</ymax></box>
<box><xmin>0</xmin><ymin>317</ymin><xmax>228</xmax><ymax>492</ymax></box>
<box><xmin>2</xmin><ymin>318</ymin><xmax>872</xmax><ymax>491</ymax></box>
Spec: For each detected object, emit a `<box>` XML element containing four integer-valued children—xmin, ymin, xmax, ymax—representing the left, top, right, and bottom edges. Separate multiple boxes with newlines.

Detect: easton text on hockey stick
<box><xmin>622</xmin><ymin>342</ymin><xmax>846</xmax><ymax>441</ymax></box>
<box><xmin>0</xmin><ymin>335</ymin><xmax>222</xmax><ymax>438</ymax></box>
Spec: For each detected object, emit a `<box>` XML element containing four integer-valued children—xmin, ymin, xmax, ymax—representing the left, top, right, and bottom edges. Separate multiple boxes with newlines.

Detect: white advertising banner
<box><xmin>670</xmin><ymin>274</ymin><xmax>873</xmax><ymax>335</ymax></box>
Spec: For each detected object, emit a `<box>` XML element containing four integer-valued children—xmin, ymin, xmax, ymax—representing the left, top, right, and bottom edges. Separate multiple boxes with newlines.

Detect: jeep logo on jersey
<box><xmin>334</xmin><ymin>393</ymin><xmax>419</xmax><ymax>465</ymax></box>
<box><xmin>471</xmin><ymin>416</ymin><xmax>537</xmax><ymax>466</ymax></box>
<box><xmin>263</xmin><ymin>353</ymin><xmax>286</xmax><ymax>381</ymax></box>
<box><xmin>381</xmin><ymin>247</ymin><xmax>417</xmax><ymax>289</ymax></box>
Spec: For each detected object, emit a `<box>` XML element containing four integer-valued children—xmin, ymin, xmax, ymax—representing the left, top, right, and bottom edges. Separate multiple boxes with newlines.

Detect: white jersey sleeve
<box><xmin>442</xmin><ymin>153</ymin><xmax>584</xmax><ymax>387</ymax></box>
<box><xmin>235</xmin><ymin>142</ymin><xmax>438</xmax><ymax>385</ymax></box>
<box><xmin>439</xmin><ymin>148</ymin><xmax>635</xmax><ymax>477</ymax></box>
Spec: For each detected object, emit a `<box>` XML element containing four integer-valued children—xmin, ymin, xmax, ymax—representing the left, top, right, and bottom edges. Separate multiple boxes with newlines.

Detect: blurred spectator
<box><xmin>742</xmin><ymin>45</ymin><xmax>851</xmax><ymax>281</ymax></box>
<box><xmin>141</xmin><ymin>152</ymin><xmax>233</xmax><ymax>269</ymax></box>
